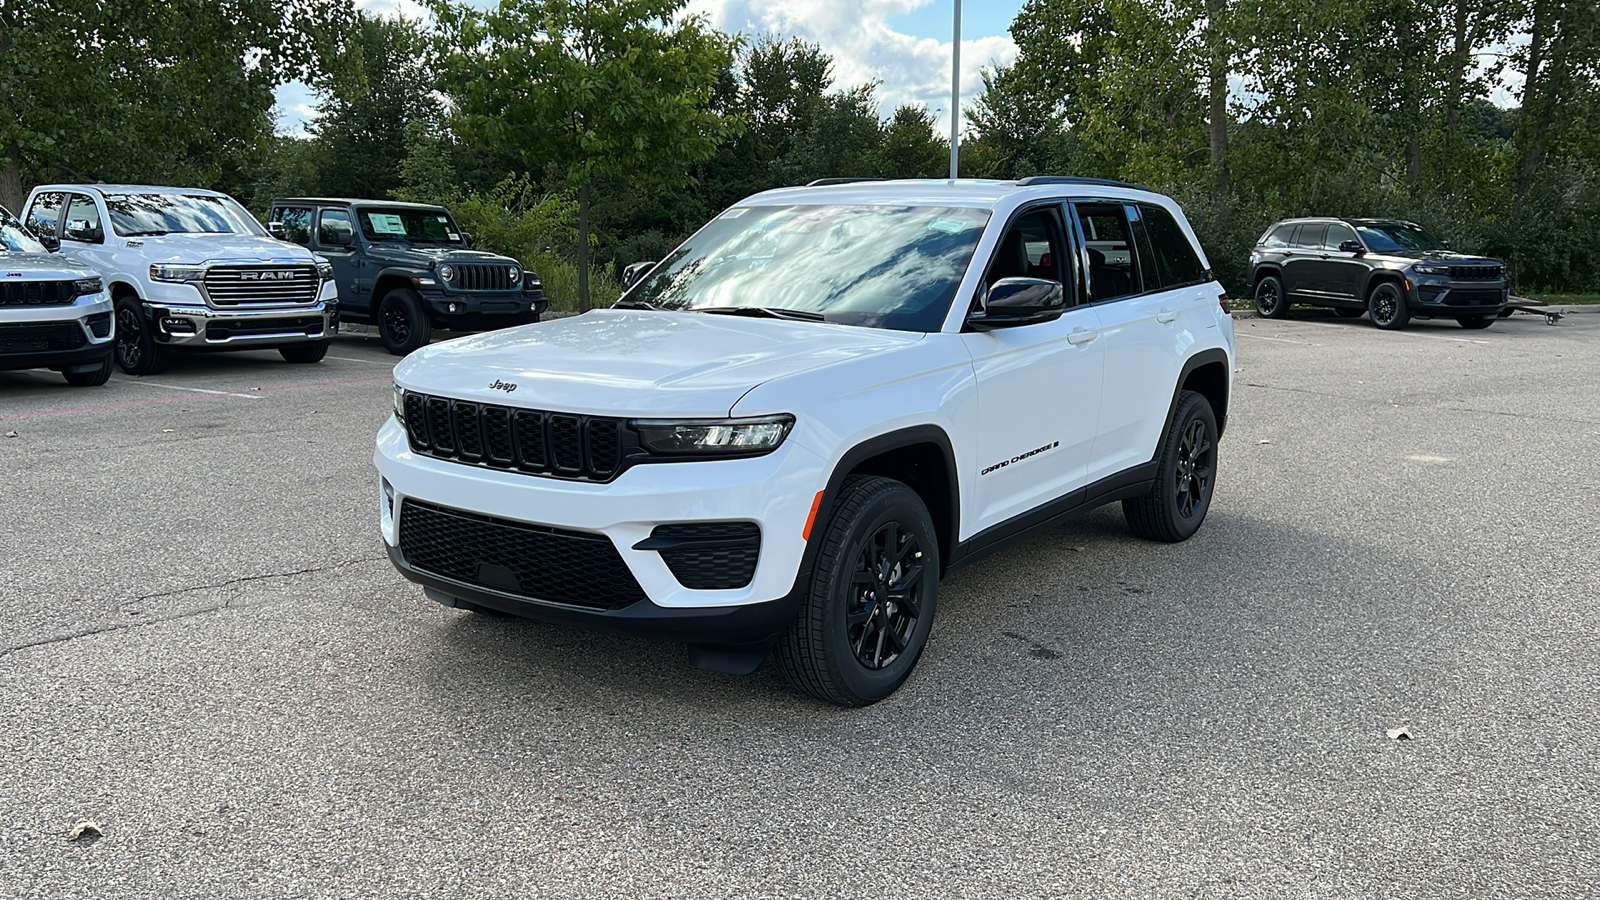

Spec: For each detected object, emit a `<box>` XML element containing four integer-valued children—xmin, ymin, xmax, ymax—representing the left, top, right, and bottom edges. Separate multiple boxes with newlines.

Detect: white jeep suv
<box><xmin>23</xmin><ymin>185</ymin><xmax>337</xmax><ymax>374</ymax></box>
<box><xmin>376</xmin><ymin>178</ymin><xmax>1235</xmax><ymax>706</ymax></box>
<box><xmin>1</xmin><ymin>205</ymin><xmax>115</xmax><ymax>386</ymax></box>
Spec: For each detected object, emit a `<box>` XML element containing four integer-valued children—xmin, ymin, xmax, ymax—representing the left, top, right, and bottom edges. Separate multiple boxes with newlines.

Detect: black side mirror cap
<box><xmin>461</xmin><ymin>232</ymin><xmax>473</xmax><ymax>248</ymax></box>
<box><xmin>1339</xmin><ymin>240</ymin><xmax>1364</xmax><ymax>254</ymax></box>
<box><xmin>966</xmin><ymin>277</ymin><xmax>1067</xmax><ymax>330</ymax></box>
<box><xmin>324</xmin><ymin>225</ymin><xmax>355</xmax><ymax>247</ymax></box>
<box><xmin>621</xmin><ymin>260</ymin><xmax>657</xmax><ymax>290</ymax></box>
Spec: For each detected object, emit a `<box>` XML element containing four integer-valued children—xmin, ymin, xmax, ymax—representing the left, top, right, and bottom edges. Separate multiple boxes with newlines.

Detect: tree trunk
<box><xmin>1406</xmin><ymin>140</ymin><xmax>1423</xmax><ymax>197</ymax></box>
<box><xmin>1206</xmin><ymin>0</ymin><xmax>1230</xmax><ymax>214</ymax></box>
<box><xmin>577</xmin><ymin>181</ymin><xmax>591</xmax><ymax>313</ymax></box>
<box><xmin>1514</xmin><ymin>0</ymin><xmax>1554</xmax><ymax>210</ymax></box>
<box><xmin>1441</xmin><ymin>0</ymin><xmax>1471</xmax><ymax>152</ymax></box>
<box><xmin>0</xmin><ymin>155</ymin><xmax>24</xmax><ymax>216</ymax></box>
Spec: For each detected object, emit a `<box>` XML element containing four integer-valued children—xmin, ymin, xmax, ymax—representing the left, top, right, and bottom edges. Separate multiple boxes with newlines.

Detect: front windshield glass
<box><xmin>357</xmin><ymin>207</ymin><xmax>464</xmax><ymax>244</ymax></box>
<box><xmin>106</xmin><ymin>193</ymin><xmax>267</xmax><ymax>237</ymax></box>
<box><xmin>0</xmin><ymin>207</ymin><xmax>46</xmax><ymax>252</ymax></box>
<box><xmin>1354</xmin><ymin>222</ymin><xmax>1447</xmax><ymax>253</ymax></box>
<box><xmin>624</xmin><ymin>204</ymin><xmax>992</xmax><ymax>331</ymax></box>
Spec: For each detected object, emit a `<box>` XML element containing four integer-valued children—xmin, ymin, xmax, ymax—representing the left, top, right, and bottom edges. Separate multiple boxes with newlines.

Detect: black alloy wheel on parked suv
<box><xmin>1254</xmin><ymin>275</ymin><xmax>1289</xmax><ymax>319</ymax></box>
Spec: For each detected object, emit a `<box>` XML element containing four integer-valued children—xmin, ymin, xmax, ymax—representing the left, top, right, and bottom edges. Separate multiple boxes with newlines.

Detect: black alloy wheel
<box><xmin>1172</xmin><ymin>417</ymin><xmax>1213</xmax><ymax>520</ymax></box>
<box><xmin>1124</xmin><ymin>390</ymin><xmax>1218</xmax><ymax>543</ymax></box>
<box><xmin>1254</xmin><ymin>275</ymin><xmax>1289</xmax><ymax>319</ymax></box>
<box><xmin>113</xmin><ymin>298</ymin><xmax>167</xmax><ymax>375</ymax></box>
<box><xmin>378</xmin><ymin>288</ymin><xmax>432</xmax><ymax>356</ymax></box>
<box><xmin>846</xmin><ymin>521</ymin><xmax>926</xmax><ymax>671</ymax></box>
<box><xmin>1368</xmin><ymin>282</ymin><xmax>1411</xmax><ymax>330</ymax></box>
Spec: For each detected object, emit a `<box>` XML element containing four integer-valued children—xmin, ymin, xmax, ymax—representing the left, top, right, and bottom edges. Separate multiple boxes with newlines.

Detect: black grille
<box><xmin>398</xmin><ymin>499</ymin><xmax>646</xmax><ymax>611</ymax></box>
<box><xmin>1448</xmin><ymin>265</ymin><xmax>1503</xmax><ymax>280</ymax></box>
<box><xmin>0</xmin><ymin>321</ymin><xmax>86</xmax><ymax>354</ymax></box>
<box><xmin>205</xmin><ymin>316</ymin><xmax>325</xmax><ymax>340</ymax></box>
<box><xmin>446</xmin><ymin>263</ymin><xmax>521</xmax><ymax>292</ymax></box>
<box><xmin>86</xmin><ymin>312</ymin><xmax>112</xmax><ymax>338</ymax></box>
<box><xmin>403</xmin><ymin>391</ymin><xmax>626</xmax><ymax>482</ymax></box>
<box><xmin>644</xmin><ymin>522</ymin><xmax>761</xmax><ymax>590</ymax></box>
<box><xmin>1444</xmin><ymin>289</ymin><xmax>1504</xmax><ymax>307</ymax></box>
<box><xmin>203</xmin><ymin>265</ymin><xmax>320</xmax><ymax>306</ymax></box>
<box><xmin>0</xmin><ymin>280</ymin><xmax>76</xmax><ymax>307</ymax></box>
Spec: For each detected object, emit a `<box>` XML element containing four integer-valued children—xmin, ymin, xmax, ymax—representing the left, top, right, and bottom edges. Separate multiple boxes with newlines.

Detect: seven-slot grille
<box><xmin>1447</xmin><ymin>265</ymin><xmax>1504</xmax><ymax>280</ymax></box>
<box><xmin>446</xmin><ymin>263</ymin><xmax>520</xmax><ymax>292</ymax></box>
<box><xmin>202</xmin><ymin>265</ymin><xmax>320</xmax><ymax>306</ymax></box>
<box><xmin>0</xmin><ymin>321</ymin><xmax>87</xmax><ymax>354</ymax></box>
<box><xmin>403</xmin><ymin>391</ymin><xmax>626</xmax><ymax>481</ymax></box>
<box><xmin>1</xmin><ymin>280</ymin><xmax>76</xmax><ymax>307</ymax></box>
<box><xmin>398</xmin><ymin>499</ymin><xmax>647</xmax><ymax>610</ymax></box>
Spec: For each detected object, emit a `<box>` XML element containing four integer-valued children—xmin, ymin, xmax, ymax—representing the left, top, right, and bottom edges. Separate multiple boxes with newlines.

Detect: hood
<box><xmin>1381</xmin><ymin>249</ymin><xmax>1503</xmax><ymax>265</ymax></box>
<box><xmin>126</xmin><ymin>233</ymin><xmax>317</xmax><ymax>265</ymax></box>
<box><xmin>362</xmin><ymin>244</ymin><xmax>517</xmax><ymax>269</ymax></box>
<box><xmin>0</xmin><ymin>251</ymin><xmax>100</xmax><ymax>280</ymax></box>
<box><xmin>394</xmin><ymin>309</ymin><xmax>925</xmax><ymax>417</ymax></box>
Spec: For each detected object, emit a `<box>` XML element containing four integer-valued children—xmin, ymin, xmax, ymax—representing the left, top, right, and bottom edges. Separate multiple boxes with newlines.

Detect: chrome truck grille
<box><xmin>202</xmin><ymin>265</ymin><xmax>320</xmax><ymax>306</ymax></box>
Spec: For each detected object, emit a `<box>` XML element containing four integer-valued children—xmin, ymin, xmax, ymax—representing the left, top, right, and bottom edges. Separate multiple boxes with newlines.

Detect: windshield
<box><xmin>357</xmin><ymin>207</ymin><xmax>464</xmax><ymax>244</ymax></box>
<box><xmin>623</xmin><ymin>204</ymin><xmax>991</xmax><ymax>331</ymax></box>
<box><xmin>105</xmin><ymin>193</ymin><xmax>267</xmax><ymax>237</ymax></box>
<box><xmin>1354</xmin><ymin>222</ymin><xmax>1447</xmax><ymax>253</ymax></box>
<box><xmin>0</xmin><ymin>207</ymin><xmax>46</xmax><ymax>253</ymax></box>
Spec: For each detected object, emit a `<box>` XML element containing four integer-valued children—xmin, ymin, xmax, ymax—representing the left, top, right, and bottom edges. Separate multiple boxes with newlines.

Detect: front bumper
<box><xmin>1407</xmin><ymin>278</ymin><xmax>1509</xmax><ymax>316</ymax></box>
<box><xmin>145</xmin><ymin>299</ymin><xmax>335</xmax><ymax>347</ymax></box>
<box><xmin>416</xmin><ymin>289</ymin><xmax>546</xmax><ymax>330</ymax></box>
<box><xmin>0</xmin><ymin>292</ymin><xmax>115</xmax><ymax>371</ymax></box>
<box><xmin>374</xmin><ymin>416</ymin><xmax>825</xmax><ymax>636</ymax></box>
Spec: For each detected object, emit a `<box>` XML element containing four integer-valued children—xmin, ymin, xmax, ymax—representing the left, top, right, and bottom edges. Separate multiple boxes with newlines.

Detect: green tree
<box><xmin>431</xmin><ymin>0</ymin><xmax>740</xmax><ymax>310</ymax></box>
<box><xmin>872</xmin><ymin>105</ymin><xmax>949</xmax><ymax>179</ymax></box>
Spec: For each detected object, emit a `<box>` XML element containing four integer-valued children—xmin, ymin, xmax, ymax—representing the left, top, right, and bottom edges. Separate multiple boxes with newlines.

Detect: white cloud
<box><xmin>685</xmin><ymin>0</ymin><xmax>1017</xmax><ymax>135</ymax></box>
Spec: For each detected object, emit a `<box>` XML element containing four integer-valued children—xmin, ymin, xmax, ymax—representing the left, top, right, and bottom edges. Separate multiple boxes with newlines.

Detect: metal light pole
<box><xmin>949</xmin><ymin>0</ymin><xmax>961</xmax><ymax>179</ymax></box>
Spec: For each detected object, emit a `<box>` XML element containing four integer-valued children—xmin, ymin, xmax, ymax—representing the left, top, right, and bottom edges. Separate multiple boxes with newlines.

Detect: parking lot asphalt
<box><xmin>2</xmin><ymin>314</ymin><xmax>1597</xmax><ymax>899</ymax></box>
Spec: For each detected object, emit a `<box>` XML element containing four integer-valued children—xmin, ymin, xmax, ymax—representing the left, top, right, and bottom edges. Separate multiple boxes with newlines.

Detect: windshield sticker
<box><xmin>370</xmin><ymin>213</ymin><xmax>407</xmax><ymax>235</ymax></box>
<box><xmin>928</xmin><ymin>216</ymin><xmax>977</xmax><ymax>234</ymax></box>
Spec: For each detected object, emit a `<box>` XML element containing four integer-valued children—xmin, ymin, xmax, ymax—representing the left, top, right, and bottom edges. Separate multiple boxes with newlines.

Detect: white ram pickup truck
<box><xmin>376</xmin><ymin>177</ymin><xmax>1236</xmax><ymax>706</ymax></box>
<box><xmin>23</xmin><ymin>185</ymin><xmax>337</xmax><ymax>374</ymax></box>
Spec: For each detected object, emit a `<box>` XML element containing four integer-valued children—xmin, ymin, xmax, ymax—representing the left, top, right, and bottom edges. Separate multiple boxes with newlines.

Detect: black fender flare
<box><xmin>1360</xmin><ymin>268</ymin><xmax>1408</xmax><ymax>303</ymax></box>
<box><xmin>1164</xmin><ymin>347</ymin><xmax>1231</xmax><ymax>439</ymax></box>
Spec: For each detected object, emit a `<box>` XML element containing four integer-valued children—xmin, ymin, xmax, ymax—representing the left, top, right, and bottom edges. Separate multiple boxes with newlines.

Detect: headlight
<box><xmin>149</xmin><ymin>263</ymin><xmax>205</xmax><ymax>282</ymax></box>
<box><xmin>393</xmin><ymin>385</ymin><xmax>406</xmax><ymax>424</ymax></box>
<box><xmin>73</xmin><ymin>276</ymin><xmax>103</xmax><ymax>296</ymax></box>
<box><xmin>438</xmin><ymin>264</ymin><xmax>455</xmax><ymax>283</ymax></box>
<box><xmin>1414</xmin><ymin>263</ymin><xmax>1450</xmax><ymax>276</ymax></box>
<box><xmin>632</xmin><ymin>415</ymin><xmax>794</xmax><ymax>456</ymax></box>
<box><xmin>508</xmin><ymin>265</ymin><xmax>521</xmax><ymax>283</ymax></box>
<box><xmin>317</xmin><ymin>261</ymin><xmax>335</xmax><ymax>282</ymax></box>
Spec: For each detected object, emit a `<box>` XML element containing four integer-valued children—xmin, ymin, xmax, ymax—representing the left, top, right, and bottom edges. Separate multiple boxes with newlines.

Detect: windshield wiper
<box><xmin>121</xmin><ymin>230</ymin><xmax>169</xmax><ymax>237</ymax></box>
<box><xmin>613</xmin><ymin>298</ymin><xmax>667</xmax><ymax>310</ymax></box>
<box><xmin>698</xmin><ymin>306</ymin><xmax>826</xmax><ymax>322</ymax></box>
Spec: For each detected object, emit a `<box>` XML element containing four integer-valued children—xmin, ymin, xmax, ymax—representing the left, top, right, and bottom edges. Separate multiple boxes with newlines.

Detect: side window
<box><xmin>275</xmin><ymin>207</ymin><xmax>312</xmax><ymax>245</ymax></box>
<box><xmin>317</xmin><ymin>208</ymin><xmax>353</xmax><ymax>246</ymax></box>
<box><xmin>1292</xmin><ymin>224</ymin><xmax>1327</xmax><ymax>250</ymax></box>
<box><xmin>984</xmin><ymin>208</ymin><xmax>1066</xmax><ymax>288</ymax></box>
<box><xmin>1324</xmin><ymin>223</ymin><xmax>1358</xmax><ymax>251</ymax></box>
<box><xmin>1263</xmin><ymin>224</ymin><xmax>1293</xmax><ymax>248</ymax></box>
<box><xmin>1139</xmin><ymin>204</ymin><xmax>1206</xmax><ymax>288</ymax></box>
<box><xmin>62</xmin><ymin>194</ymin><xmax>104</xmax><ymax>244</ymax></box>
<box><xmin>26</xmin><ymin>192</ymin><xmax>64</xmax><ymax>241</ymax></box>
<box><xmin>1073</xmin><ymin>202</ymin><xmax>1140</xmax><ymax>302</ymax></box>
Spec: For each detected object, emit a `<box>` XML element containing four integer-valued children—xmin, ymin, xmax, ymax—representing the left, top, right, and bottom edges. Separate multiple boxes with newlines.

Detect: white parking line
<box><xmin>1237</xmin><ymin>333</ymin><xmax>1315</xmax><ymax>345</ymax></box>
<box><xmin>1292</xmin><ymin>320</ymin><xmax>1492</xmax><ymax>344</ymax></box>
<box><xmin>327</xmin><ymin>356</ymin><xmax>395</xmax><ymax>366</ymax></box>
<box><xmin>113</xmin><ymin>379</ymin><xmax>262</xmax><ymax>399</ymax></box>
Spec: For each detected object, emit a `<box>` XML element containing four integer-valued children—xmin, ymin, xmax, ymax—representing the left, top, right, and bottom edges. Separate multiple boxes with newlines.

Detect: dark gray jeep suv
<box><xmin>1249</xmin><ymin>218</ymin><xmax>1508</xmax><ymax>330</ymax></box>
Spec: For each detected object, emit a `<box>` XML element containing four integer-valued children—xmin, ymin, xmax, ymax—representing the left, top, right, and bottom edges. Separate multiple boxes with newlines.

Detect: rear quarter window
<box><xmin>1139</xmin><ymin>204</ymin><xmax>1206</xmax><ymax>288</ymax></box>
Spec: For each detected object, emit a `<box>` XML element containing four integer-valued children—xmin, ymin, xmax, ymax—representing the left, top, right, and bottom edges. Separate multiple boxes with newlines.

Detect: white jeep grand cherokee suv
<box><xmin>23</xmin><ymin>185</ymin><xmax>337</xmax><ymax>374</ymax></box>
<box><xmin>377</xmin><ymin>178</ymin><xmax>1235</xmax><ymax>706</ymax></box>
<box><xmin>1</xmin><ymin>205</ymin><xmax>115</xmax><ymax>386</ymax></box>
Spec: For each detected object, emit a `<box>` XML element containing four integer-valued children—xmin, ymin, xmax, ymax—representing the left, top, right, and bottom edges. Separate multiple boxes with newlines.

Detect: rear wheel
<box><xmin>1457</xmin><ymin>315</ymin><xmax>1494</xmax><ymax>330</ymax></box>
<box><xmin>1254</xmin><ymin>275</ymin><xmax>1289</xmax><ymax>318</ymax></box>
<box><xmin>279</xmin><ymin>342</ymin><xmax>329</xmax><ymax>363</ymax></box>
<box><xmin>378</xmin><ymin>288</ymin><xmax>432</xmax><ymax>356</ymax></box>
<box><xmin>777</xmin><ymin>476</ymin><xmax>940</xmax><ymax>706</ymax></box>
<box><xmin>62</xmin><ymin>353</ymin><xmax>113</xmax><ymax>387</ymax></box>
<box><xmin>114</xmin><ymin>298</ymin><xmax>168</xmax><ymax>375</ymax></box>
<box><xmin>1124</xmin><ymin>391</ymin><xmax>1218</xmax><ymax>543</ymax></box>
<box><xmin>1368</xmin><ymin>282</ymin><xmax>1411</xmax><ymax>330</ymax></box>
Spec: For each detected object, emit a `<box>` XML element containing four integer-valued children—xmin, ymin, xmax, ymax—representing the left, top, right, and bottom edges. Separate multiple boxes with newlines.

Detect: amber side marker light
<box><xmin>802</xmin><ymin>490</ymin><xmax>825</xmax><ymax>541</ymax></box>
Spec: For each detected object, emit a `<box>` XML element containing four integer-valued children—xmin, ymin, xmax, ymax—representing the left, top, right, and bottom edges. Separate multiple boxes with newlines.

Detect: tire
<box><xmin>1497</xmin><ymin>307</ymin><xmax>1515</xmax><ymax>319</ymax></box>
<box><xmin>1123</xmin><ymin>391</ymin><xmax>1218</xmax><ymax>543</ymax></box>
<box><xmin>378</xmin><ymin>288</ymin><xmax>433</xmax><ymax>356</ymax></box>
<box><xmin>113</xmin><ymin>298</ymin><xmax>168</xmax><ymax>375</ymax></box>
<box><xmin>1334</xmin><ymin>307</ymin><xmax>1366</xmax><ymax>319</ymax></box>
<box><xmin>777</xmin><ymin>476</ymin><xmax>940</xmax><ymax>707</ymax></box>
<box><xmin>62</xmin><ymin>353</ymin><xmax>113</xmax><ymax>387</ymax></box>
<box><xmin>279</xmin><ymin>341</ymin><xmax>329</xmax><ymax>363</ymax></box>
<box><xmin>1367</xmin><ymin>282</ymin><xmax>1410</xmax><ymax>330</ymax></box>
<box><xmin>1457</xmin><ymin>315</ymin><xmax>1494</xmax><ymax>330</ymax></box>
<box><xmin>1254</xmin><ymin>275</ymin><xmax>1289</xmax><ymax>318</ymax></box>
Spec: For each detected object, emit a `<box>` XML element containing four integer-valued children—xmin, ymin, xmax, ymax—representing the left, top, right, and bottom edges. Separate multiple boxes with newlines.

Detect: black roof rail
<box><xmin>805</xmin><ymin>177</ymin><xmax>885</xmax><ymax>187</ymax></box>
<box><xmin>1015</xmin><ymin>175</ymin><xmax>1155</xmax><ymax>193</ymax></box>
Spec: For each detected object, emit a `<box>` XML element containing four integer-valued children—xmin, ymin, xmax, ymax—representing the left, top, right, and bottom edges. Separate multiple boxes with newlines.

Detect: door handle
<box><xmin>1067</xmin><ymin>327</ymin><xmax>1098</xmax><ymax>345</ymax></box>
<box><xmin>1156</xmin><ymin>309</ymin><xmax>1178</xmax><ymax>323</ymax></box>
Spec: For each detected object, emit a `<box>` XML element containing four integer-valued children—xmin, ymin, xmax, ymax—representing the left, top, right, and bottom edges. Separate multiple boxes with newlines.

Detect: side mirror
<box><xmin>621</xmin><ymin>260</ymin><xmax>657</xmax><ymax>290</ymax></box>
<box><xmin>323</xmin><ymin>223</ymin><xmax>354</xmax><ymax>247</ymax></box>
<box><xmin>967</xmin><ymin>277</ymin><xmax>1066</xmax><ymax>330</ymax></box>
<box><xmin>267</xmin><ymin>221</ymin><xmax>287</xmax><ymax>240</ymax></box>
<box><xmin>1338</xmin><ymin>240</ymin><xmax>1364</xmax><ymax>254</ymax></box>
<box><xmin>460</xmin><ymin>231</ymin><xmax>474</xmax><ymax>248</ymax></box>
<box><xmin>39</xmin><ymin>233</ymin><xmax>60</xmax><ymax>252</ymax></box>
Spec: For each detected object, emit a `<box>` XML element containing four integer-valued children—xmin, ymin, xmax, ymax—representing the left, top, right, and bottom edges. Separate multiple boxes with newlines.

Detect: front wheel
<box><xmin>777</xmin><ymin>476</ymin><xmax>940</xmax><ymax>707</ymax></box>
<box><xmin>114</xmin><ymin>298</ymin><xmax>168</xmax><ymax>375</ymax></box>
<box><xmin>279</xmin><ymin>342</ymin><xmax>329</xmax><ymax>363</ymax></box>
<box><xmin>1254</xmin><ymin>275</ymin><xmax>1289</xmax><ymax>318</ymax></box>
<box><xmin>1368</xmin><ymin>282</ymin><xmax>1411</xmax><ymax>330</ymax></box>
<box><xmin>62</xmin><ymin>353</ymin><xmax>114</xmax><ymax>387</ymax></box>
<box><xmin>378</xmin><ymin>289</ymin><xmax>433</xmax><ymax>356</ymax></box>
<box><xmin>1457</xmin><ymin>315</ymin><xmax>1494</xmax><ymax>330</ymax></box>
<box><xmin>1124</xmin><ymin>390</ymin><xmax>1218</xmax><ymax>543</ymax></box>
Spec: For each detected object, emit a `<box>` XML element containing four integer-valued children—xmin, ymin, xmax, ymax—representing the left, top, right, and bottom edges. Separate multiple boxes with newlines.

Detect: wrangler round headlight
<box><xmin>632</xmin><ymin>415</ymin><xmax>794</xmax><ymax>456</ymax></box>
<box><xmin>509</xmin><ymin>265</ymin><xmax>521</xmax><ymax>283</ymax></box>
<box><xmin>438</xmin><ymin>264</ymin><xmax>456</xmax><ymax>283</ymax></box>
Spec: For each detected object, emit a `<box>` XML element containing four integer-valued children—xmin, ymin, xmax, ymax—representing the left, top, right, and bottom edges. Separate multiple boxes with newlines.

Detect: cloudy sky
<box><xmin>272</xmin><ymin>0</ymin><xmax>1025</xmax><ymax>136</ymax></box>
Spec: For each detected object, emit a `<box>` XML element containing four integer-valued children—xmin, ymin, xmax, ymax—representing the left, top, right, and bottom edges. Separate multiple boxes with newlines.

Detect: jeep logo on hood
<box><xmin>488</xmin><ymin>379</ymin><xmax>517</xmax><ymax>393</ymax></box>
<box><xmin>240</xmin><ymin>270</ymin><xmax>297</xmax><ymax>281</ymax></box>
